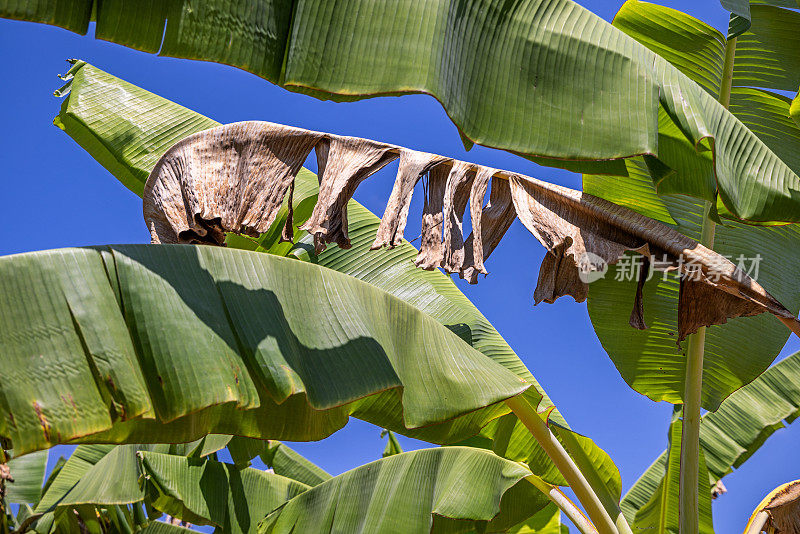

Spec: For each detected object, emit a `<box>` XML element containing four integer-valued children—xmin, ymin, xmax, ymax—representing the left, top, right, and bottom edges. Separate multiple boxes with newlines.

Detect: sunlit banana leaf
<box><xmin>259</xmin><ymin>440</ymin><xmax>331</xmax><ymax>486</ymax></box>
<box><xmin>791</xmin><ymin>90</ymin><xmax>800</xmax><ymax>128</ymax></box>
<box><xmin>590</xmin><ymin>0</ymin><xmax>800</xmax><ymax>410</ymax></box>
<box><xmin>729</xmin><ymin>87</ymin><xmax>800</xmax><ymax>176</ymax></box>
<box><xmin>171</xmin><ymin>434</ymin><xmax>233</xmax><ymax>459</ymax></box>
<box><xmin>51</xmin><ymin>446</ymin><xmax>161</xmax><ymax>509</ymax></box>
<box><xmin>586</xmin><ymin>160</ymin><xmax>800</xmax><ymax>409</ymax></box>
<box><xmin>49</xmin><ymin>60</ymin><xmax>624</xmax><ymax>506</ymax></box>
<box><xmin>5</xmin><ymin>0</ymin><xmax>800</xmax><ymax>222</ymax></box>
<box><xmin>719</xmin><ymin>0</ymin><xmax>799</xmax><ymax>38</ymax></box>
<box><xmin>617</xmin><ymin>0</ymin><xmax>800</xmax><ymax>176</ymax></box>
<box><xmin>140</xmin><ymin>451</ymin><xmax>308</xmax><ymax>534</ymax></box>
<box><xmin>507</xmin><ymin>503</ymin><xmax>569</xmax><ymax>534</ymax></box>
<box><xmin>731</xmin><ymin>4</ymin><xmax>800</xmax><ymax>92</ymax></box>
<box><xmin>622</xmin><ymin>350</ymin><xmax>800</xmax><ymax>525</ymax></box>
<box><xmin>258</xmin><ymin>447</ymin><xmax>546</xmax><ymax>533</ymax></box>
<box><xmin>615</xmin><ymin>0</ymin><xmax>800</xmax><ymax>215</ymax></box>
<box><xmin>3</xmin><ymin>450</ymin><xmax>47</xmax><ymax>504</ymax></box>
<box><xmin>1</xmin><ymin>245</ymin><xmax>529</xmax><ymax>455</ymax></box>
<box><xmin>36</xmin><ymin>445</ymin><xmax>154</xmax><ymax>513</ymax></box>
<box><xmin>139</xmin><ymin>522</ymin><xmax>198</xmax><ymax>534</ymax></box>
<box><xmin>36</xmin><ymin>446</ymin><xmax>113</xmax><ymax>513</ymax></box>
<box><xmin>380</xmin><ymin>430</ymin><xmax>403</xmax><ymax>458</ymax></box>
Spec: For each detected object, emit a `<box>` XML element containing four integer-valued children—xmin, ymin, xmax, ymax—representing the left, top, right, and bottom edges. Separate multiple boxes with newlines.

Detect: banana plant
<box><xmin>621</xmin><ymin>349</ymin><xmax>800</xmax><ymax>533</ymax></box>
<box><xmin>42</xmin><ymin>55</ymin><xmax>800</xmax><ymax>534</ymax></box>
<box><xmin>2</xmin><ymin>1</ymin><xmax>800</xmax><ymax>532</ymax></box>
<box><xmin>35</xmin><ymin>60</ymin><xmax>632</xmax><ymax>533</ymax></box>
<box><xmin>2</xmin><ymin>0</ymin><xmax>800</xmax><ymax>224</ymax></box>
<box><xmin>2</xmin><ymin>433</ymin><xmax>576</xmax><ymax>533</ymax></box>
<box><xmin>585</xmin><ymin>2</ymin><xmax>800</xmax><ymax>530</ymax></box>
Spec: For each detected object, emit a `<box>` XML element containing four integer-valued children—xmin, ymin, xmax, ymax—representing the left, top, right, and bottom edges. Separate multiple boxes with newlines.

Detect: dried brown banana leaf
<box><xmin>414</xmin><ymin>164</ymin><xmax>450</xmax><ymax>270</ymax></box>
<box><xmin>301</xmin><ymin>135</ymin><xmax>399</xmax><ymax>252</ymax></box>
<box><xmin>143</xmin><ymin>121</ymin><xmax>800</xmax><ymax>342</ymax></box>
<box><xmin>461</xmin><ymin>174</ymin><xmax>517</xmax><ymax>284</ymax></box>
<box><xmin>144</xmin><ymin>121</ymin><xmax>324</xmax><ymax>245</ymax></box>
<box><xmin>441</xmin><ymin>161</ymin><xmax>477</xmax><ymax>273</ymax></box>
<box><xmin>371</xmin><ymin>149</ymin><xmax>452</xmax><ymax>250</ymax></box>
<box><xmin>744</xmin><ymin>480</ymin><xmax>800</xmax><ymax>534</ymax></box>
<box><xmin>509</xmin><ymin>175</ymin><xmax>800</xmax><ymax>341</ymax></box>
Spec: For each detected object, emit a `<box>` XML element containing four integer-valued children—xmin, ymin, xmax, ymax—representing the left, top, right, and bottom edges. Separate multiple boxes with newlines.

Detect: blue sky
<box><xmin>2</xmin><ymin>2</ymin><xmax>799</xmax><ymax>532</ymax></box>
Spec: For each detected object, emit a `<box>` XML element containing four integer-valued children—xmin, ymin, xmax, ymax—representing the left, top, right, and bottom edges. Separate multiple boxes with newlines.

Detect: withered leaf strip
<box><xmin>461</xmin><ymin>171</ymin><xmax>516</xmax><ymax>284</ymax></box>
<box><xmin>371</xmin><ymin>149</ymin><xmax>453</xmax><ymax>250</ymax></box>
<box><xmin>143</xmin><ymin>121</ymin><xmax>800</xmax><ymax>341</ymax></box>
<box><xmin>441</xmin><ymin>161</ymin><xmax>477</xmax><ymax>274</ymax></box>
<box><xmin>301</xmin><ymin>136</ymin><xmax>399</xmax><ymax>253</ymax></box>
<box><xmin>415</xmin><ymin>164</ymin><xmax>450</xmax><ymax>270</ymax></box>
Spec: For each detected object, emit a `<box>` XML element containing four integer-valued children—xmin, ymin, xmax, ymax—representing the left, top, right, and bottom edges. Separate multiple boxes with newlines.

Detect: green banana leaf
<box><xmin>40</xmin><ymin>455</ymin><xmax>66</xmax><ymax>498</ymax></box>
<box><xmin>507</xmin><ymin>503</ymin><xmax>568</xmax><ymax>534</ymax></box>
<box><xmin>257</xmin><ymin>447</ymin><xmax>546</xmax><ymax>533</ymax></box>
<box><xmin>4</xmin><ymin>450</ymin><xmax>48</xmax><ymax>504</ymax></box>
<box><xmin>719</xmin><ymin>0</ymin><xmax>799</xmax><ymax>39</ymax></box>
<box><xmin>0</xmin><ymin>245</ymin><xmax>528</xmax><ymax>456</ymax></box>
<box><xmin>627</xmin><ymin>417</ymin><xmax>714</xmax><ymax>534</ymax></box>
<box><xmin>259</xmin><ymin>440</ymin><xmax>331</xmax><ymax>486</ymax></box>
<box><xmin>617</xmin><ymin>0</ymin><xmax>800</xmax><ymax>170</ymax></box>
<box><xmin>48</xmin><ymin>445</ymin><xmax>162</xmax><ymax>509</ymax></box>
<box><xmin>170</xmin><ymin>434</ymin><xmax>234</xmax><ymax>459</ymax></box>
<box><xmin>35</xmin><ymin>443</ymin><xmax>192</xmax><ymax>512</ymax></box>
<box><xmin>622</xmin><ymin>350</ymin><xmax>800</xmax><ymax>523</ymax></box>
<box><xmin>224</xmin><ymin>437</ymin><xmax>332</xmax><ymax>486</ymax></box>
<box><xmin>380</xmin><ymin>430</ymin><xmax>403</xmax><ymax>458</ymax></box>
<box><xmin>138</xmin><ymin>522</ymin><xmax>198</xmax><ymax>534</ymax></box>
<box><xmin>731</xmin><ymin>4</ymin><xmax>800</xmax><ymax>92</ymax></box>
<box><xmin>729</xmin><ymin>87</ymin><xmax>800</xmax><ymax>176</ymax></box>
<box><xmin>37</xmin><ymin>445</ymin><xmax>115</xmax><ymax>512</ymax></box>
<box><xmin>49</xmin><ymin>60</ymin><xmax>624</xmax><ymax>515</ymax></box>
<box><xmin>4</xmin><ymin>0</ymin><xmax>800</xmax><ymax>222</ymax></box>
<box><xmin>790</xmin><ymin>89</ymin><xmax>800</xmax><ymax>128</ymax></box>
<box><xmin>140</xmin><ymin>451</ymin><xmax>309</xmax><ymax>534</ymax></box>
<box><xmin>588</xmin><ymin>0</ymin><xmax>800</xmax><ymax>411</ymax></box>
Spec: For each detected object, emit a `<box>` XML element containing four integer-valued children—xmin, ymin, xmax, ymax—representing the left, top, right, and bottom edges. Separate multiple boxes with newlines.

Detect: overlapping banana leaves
<box><xmin>43</xmin><ymin>56</ymin><xmax>620</xmax><ymax>471</ymax></box>
<box><xmin>6</xmin><ymin>439</ymin><xmax>569</xmax><ymax>534</ymax></box>
<box><xmin>622</xmin><ymin>350</ymin><xmax>800</xmax><ymax>531</ymax></box>
<box><xmin>1</xmin><ymin>243</ymin><xmax>534</xmax><ymax>454</ymax></box>
<box><xmin>585</xmin><ymin>0</ymin><xmax>800</xmax><ymax>411</ymax></box>
<box><xmin>3</xmin><ymin>0</ymin><xmax>800</xmax><ymax>223</ymax></box>
<box><xmin>0</xmin><ymin>57</ymin><xmax>627</xmax><ymax>529</ymax></box>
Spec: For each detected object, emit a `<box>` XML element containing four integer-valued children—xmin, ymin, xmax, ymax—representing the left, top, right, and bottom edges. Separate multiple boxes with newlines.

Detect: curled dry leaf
<box><xmin>301</xmin><ymin>136</ymin><xmax>399</xmax><ymax>252</ymax></box>
<box><xmin>143</xmin><ymin>121</ymin><xmax>800</xmax><ymax>342</ymax></box>
<box><xmin>745</xmin><ymin>480</ymin><xmax>800</xmax><ymax>534</ymax></box>
<box><xmin>508</xmin><ymin>175</ymin><xmax>800</xmax><ymax>341</ymax></box>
